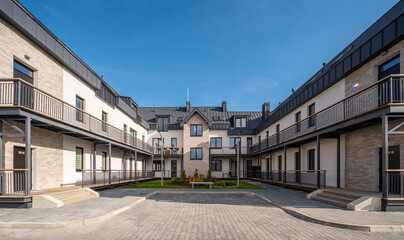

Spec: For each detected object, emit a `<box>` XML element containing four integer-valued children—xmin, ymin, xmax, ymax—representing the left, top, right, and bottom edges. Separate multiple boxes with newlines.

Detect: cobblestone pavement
<box><xmin>1</xmin><ymin>192</ymin><xmax>404</xmax><ymax>240</ymax></box>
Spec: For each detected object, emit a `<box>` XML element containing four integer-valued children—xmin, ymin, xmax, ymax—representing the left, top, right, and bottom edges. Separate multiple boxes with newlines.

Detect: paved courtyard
<box><xmin>1</xmin><ymin>192</ymin><xmax>404</xmax><ymax>240</ymax></box>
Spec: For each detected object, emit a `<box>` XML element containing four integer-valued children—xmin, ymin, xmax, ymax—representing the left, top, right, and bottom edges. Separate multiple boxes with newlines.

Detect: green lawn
<box><xmin>121</xmin><ymin>179</ymin><xmax>265</xmax><ymax>189</ymax></box>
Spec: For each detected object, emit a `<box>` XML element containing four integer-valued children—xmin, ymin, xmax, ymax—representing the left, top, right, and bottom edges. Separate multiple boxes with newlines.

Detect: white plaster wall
<box><xmin>62</xmin><ymin>68</ymin><xmax>148</xmax><ymax>141</ymax></box>
<box><xmin>258</xmin><ymin>80</ymin><xmax>346</xmax><ymax>138</ymax></box>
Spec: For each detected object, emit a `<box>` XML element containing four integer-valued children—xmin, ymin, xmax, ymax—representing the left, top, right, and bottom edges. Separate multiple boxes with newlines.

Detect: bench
<box><xmin>190</xmin><ymin>182</ymin><xmax>214</xmax><ymax>189</ymax></box>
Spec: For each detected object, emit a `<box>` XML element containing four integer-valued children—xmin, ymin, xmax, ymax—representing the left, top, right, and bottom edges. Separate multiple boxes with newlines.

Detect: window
<box><xmin>212</xmin><ymin>116</ymin><xmax>220</xmax><ymax>121</ymax></box>
<box><xmin>276</xmin><ymin>124</ymin><xmax>280</xmax><ymax>143</ymax></box>
<box><xmin>210</xmin><ymin>137</ymin><xmax>222</xmax><ymax>148</ymax></box>
<box><xmin>153</xmin><ymin>160</ymin><xmax>164</xmax><ymax>171</ymax></box>
<box><xmin>157</xmin><ymin>117</ymin><xmax>168</xmax><ymax>131</ymax></box>
<box><xmin>101</xmin><ymin>111</ymin><xmax>108</xmax><ymax>132</ymax></box>
<box><xmin>171</xmin><ymin>138</ymin><xmax>177</xmax><ymax>154</ymax></box>
<box><xmin>235</xmin><ymin>117</ymin><xmax>247</xmax><ymax>128</ymax></box>
<box><xmin>75</xmin><ymin>96</ymin><xmax>84</xmax><ymax>122</ymax></box>
<box><xmin>190</xmin><ymin>124</ymin><xmax>202</xmax><ymax>136</ymax></box>
<box><xmin>210</xmin><ymin>160</ymin><xmax>222</xmax><ymax>171</ymax></box>
<box><xmin>295</xmin><ymin>111</ymin><xmax>301</xmax><ymax>132</ymax></box>
<box><xmin>278</xmin><ymin>155</ymin><xmax>282</xmax><ymax>171</ymax></box>
<box><xmin>102</xmin><ymin>152</ymin><xmax>107</xmax><ymax>170</ymax></box>
<box><xmin>153</xmin><ymin>138</ymin><xmax>164</xmax><ymax>154</ymax></box>
<box><xmin>75</xmin><ymin>147</ymin><xmax>83</xmax><ymax>171</ymax></box>
<box><xmin>258</xmin><ymin>136</ymin><xmax>261</xmax><ymax>143</ymax></box>
<box><xmin>13</xmin><ymin>60</ymin><xmax>34</xmax><ymax>84</ymax></box>
<box><xmin>247</xmin><ymin>137</ymin><xmax>252</xmax><ymax>148</ymax></box>
<box><xmin>190</xmin><ymin>148</ymin><xmax>202</xmax><ymax>160</ymax></box>
<box><xmin>378</xmin><ymin>55</ymin><xmax>400</xmax><ymax>80</ymax></box>
<box><xmin>229</xmin><ymin>137</ymin><xmax>241</xmax><ymax>148</ymax></box>
<box><xmin>308</xmin><ymin>103</ymin><xmax>316</xmax><ymax>127</ymax></box>
<box><xmin>129</xmin><ymin>128</ymin><xmax>137</xmax><ymax>145</ymax></box>
<box><xmin>308</xmin><ymin>149</ymin><xmax>315</xmax><ymax>170</ymax></box>
<box><xmin>123</xmin><ymin>124</ymin><xmax>127</xmax><ymax>133</ymax></box>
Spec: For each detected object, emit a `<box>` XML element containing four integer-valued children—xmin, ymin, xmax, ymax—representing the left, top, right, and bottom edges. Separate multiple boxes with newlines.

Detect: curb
<box><xmin>249</xmin><ymin>192</ymin><xmax>404</xmax><ymax>233</ymax></box>
<box><xmin>0</xmin><ymin>195</ymin><xmax>149</xmax><ymax>230</ymax></box>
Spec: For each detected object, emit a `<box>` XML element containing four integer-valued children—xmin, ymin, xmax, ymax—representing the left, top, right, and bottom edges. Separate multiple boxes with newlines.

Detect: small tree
<box><xmin>179</xmin><ymin>169</ymin><xmax>187</xmax><ymax>183</ymax></box>
<box><xmin>206</xmin><ymin>169</ymin><xmax>212</xmax><ymax>182</ymax></box>
<box><xmin>193</xmin><ymin>169</ymin><xmax>199</xmax><ymax>178</ymax></box>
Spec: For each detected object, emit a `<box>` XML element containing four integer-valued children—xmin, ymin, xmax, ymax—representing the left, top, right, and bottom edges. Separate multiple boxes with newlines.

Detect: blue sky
<box><xmin>20</xmin><ymin>0</ymin><xmax>399</xmax><ymax>111</ymax></box>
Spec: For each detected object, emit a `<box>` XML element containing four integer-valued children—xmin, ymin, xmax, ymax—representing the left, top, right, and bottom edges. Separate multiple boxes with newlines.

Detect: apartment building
<box><xmin>0</xmin><ymin>0</ymin><xmax>404</xmax><ymax>211</ymax></box>
<box><xmin>0</xmin><ymin>0</ymin><xmax>154</xmax><ymax>207</ymax></box>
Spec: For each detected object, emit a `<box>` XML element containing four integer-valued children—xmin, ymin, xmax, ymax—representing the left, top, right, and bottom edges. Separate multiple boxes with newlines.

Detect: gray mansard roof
<box><xmin>139</xmin><ymin>106</ymin><xmax>263</xmax><ymax>135</ymax></box>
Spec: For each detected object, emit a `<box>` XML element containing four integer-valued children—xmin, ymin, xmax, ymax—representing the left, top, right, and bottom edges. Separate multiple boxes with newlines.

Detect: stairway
<box><xmin>310</xmin><ymin>190</ymin><xmax>360</xmax><ymax>208</ymax></box>
<box><xmin>48</xmin><ymin>188</ymin><xmax>99</xmax><ymax>206</ymax></box>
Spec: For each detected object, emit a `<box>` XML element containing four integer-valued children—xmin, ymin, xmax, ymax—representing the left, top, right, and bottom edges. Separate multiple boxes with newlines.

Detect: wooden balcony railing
<box><xmin>249</xmin><ymin>75</ymin><xmax>404</xmax><ymax>154</ymax></box>
<box><xmin>0</xmin><ymin>79</ymin><xmax>154</xmax><ymax>153</ymax></box>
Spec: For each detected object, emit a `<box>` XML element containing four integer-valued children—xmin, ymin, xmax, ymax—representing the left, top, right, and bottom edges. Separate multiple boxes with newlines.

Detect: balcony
<box><xmin>250</xmin><ymin>75</ymin><xmax>404</xmax><ymax>154</ymax></box>
<box><xmin>153</xmin><ymin>147</ymin><xmax>183</xmax><ymax>156</ymax></box>
<box><xmin>209</xmin><ymin>146</ymin><xmax>248</xmax><ymax>156</ymax></box>
<box><xmin>0</xmin><ymin>79</ymin><xmax>154</xmax><ymax>153</ymax></box>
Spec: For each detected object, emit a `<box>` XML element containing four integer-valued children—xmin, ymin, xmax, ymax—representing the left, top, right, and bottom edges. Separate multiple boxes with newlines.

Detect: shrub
<box><xmin>214</xmin><ymin>181</ymin><xmax>235</xmax><ymax>187</ymax></box>
<box><xmin>206</xmin><ymin>169</ymin><xmax>212</xmax><ymax>182</ymax></box>
<box><xmin>179</xmin><ymin>169</ymin><xmax>187</xmax><ymax>183</ymax></box>
<box><xmin>193</xmin><ymin>169</ymin><xmax>199</xmax><ymax>178</ymax></box>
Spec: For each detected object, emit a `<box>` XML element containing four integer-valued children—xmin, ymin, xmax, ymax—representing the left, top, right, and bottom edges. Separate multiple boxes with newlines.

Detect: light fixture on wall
<box><xmin>24</xmin><ymin>54</ymin><xmax>31</xmax><ymax>60</ymax></box>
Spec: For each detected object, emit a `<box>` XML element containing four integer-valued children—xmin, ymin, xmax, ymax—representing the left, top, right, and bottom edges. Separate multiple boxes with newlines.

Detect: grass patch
<box><xmin>121</xmin><ymin>179</ymin><xmax>265</xmax><ymax>189</ymax></box>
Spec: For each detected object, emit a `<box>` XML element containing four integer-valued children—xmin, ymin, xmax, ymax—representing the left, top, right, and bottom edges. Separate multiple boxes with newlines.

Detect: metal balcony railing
<box><xmin>251</xmin><ymin>170</ymin><xmax>326</xmax><ymax>189</ymax></box>
<box><xmin>209</xmin><ymin>146</ymin><xmax>248</xmax><ymax>155</ymax></box>
<box><xmin>386</xmin><ymin>170</ymin><xmax>404</xmax><ymax>198</ymax></box>
<box><xmin>0</xmin><ymin>79</ymin><xmax>154</xmax><ymax>153</ymax></box>
<box><xmin>249</xmin><ymin>75</ymin><xmax>404</xmax><ymax>154</ymax></box>
<box><xmin>153</xmin><ymin>147</ymin><xmax>183</xmax><ymax>155</ymax></box>
<box><xmin>80</xmin><ymin>169</ymin><xmax>155</xmax><ymax>187</ymax></box>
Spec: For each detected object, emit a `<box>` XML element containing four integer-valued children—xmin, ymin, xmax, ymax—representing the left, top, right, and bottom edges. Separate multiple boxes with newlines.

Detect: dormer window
<box><xmin>212</xmin><ymin>116</ymin><xmax>220</xmax><ymax>121</ymax></box>
<box><xmin>178</xmin><ymin>117</ymin><xmax>183</xmax><ymax>121</ymax></box>
<box><xmin>235</xmin><ymin>117</ymin><xmax>247</xmax><ymax>128</ymax></box>
<box><xmin>157</xmin><ymin>116</ymin><xmax>168</xmax><ymax>131</ymax></box>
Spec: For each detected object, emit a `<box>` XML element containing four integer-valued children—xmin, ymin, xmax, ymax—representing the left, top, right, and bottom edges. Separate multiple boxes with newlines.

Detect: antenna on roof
<box><xmin>187</xmin><ymin>88</ymin><xmax>189</xmax><ymax>102</ymax></box>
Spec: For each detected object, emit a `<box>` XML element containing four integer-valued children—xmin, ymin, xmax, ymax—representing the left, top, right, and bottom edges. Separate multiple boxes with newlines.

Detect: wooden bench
<box><xmin>190</xmin><ymin>182</ymin><xmax>214</xmax><ymax>189</ymax></box>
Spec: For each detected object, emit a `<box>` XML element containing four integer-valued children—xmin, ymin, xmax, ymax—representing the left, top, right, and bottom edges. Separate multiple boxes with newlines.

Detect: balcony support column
<box><xmin>284</xmin><ymin>145</ymin><xmax>287</xmax><ymax>183</ymax></box>
<box><xmin>337</xmin><ymin>135</ymin><xmax>341</xmax><ymax>188</ymax></box>
<box><xmin>382</xmin><ymin>115</ymin><xmax>389</xmax><ymax>211</ymax></box>
<box><xmin>108</xmin><ymin>142</ymin><xmax>112</xmax><ymax>184</ymax></box>
<box><xmin>93</xmin><ymin>143</ymin><xmax>97</xmax><ymax>184</ymax></box>
<box><xmin>317</xmin><ymin>135</ymin><xmax>321</xmax><ymax>188</ymax></box>
<box><xmin>134</xmin><ymin>151</ymin><xmax>138</xmax><ymax>179</ymax></box>
<box><xmin>25</xmin><ymin>117</ymin><xmax>31</xmax><ymax>196</ymax></box>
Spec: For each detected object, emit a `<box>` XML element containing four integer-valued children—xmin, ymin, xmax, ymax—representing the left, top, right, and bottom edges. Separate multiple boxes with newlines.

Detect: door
<box><xmin>246</xmin><ymin>160</ymin><xmax>252</xmax><ymax>177</ymax></box>
<box><xmin>171</xmin><ymin>160</ymin><xmax>177</xmax><ymax>178</ymax></box>
<box><xmin>13</xmin><ymin>146</ymin><xmax>32</xmax><ymax>193</ymax></box>
<box><xmin>295</xmin><ymin>152</ymin><xmax>301</xmax><ymax>183</ymax></box>
<box><xmin>231</xmin><ymin>161</ymin><xmax>237</xmax><ymax>177</ymax></box>
<box><xmin>378</xmin><ymin>145</ymin><xmax>400</xmax><ymax>192</ymax></box>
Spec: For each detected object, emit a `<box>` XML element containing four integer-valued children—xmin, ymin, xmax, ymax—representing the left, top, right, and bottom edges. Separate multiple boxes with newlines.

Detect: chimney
<box><xmin>186</xmin><ymin>101</ymin><xmax>190</xmax><ymax>112</ymax></box>
<box><xmin>222</xmin><ymin>101</ymin><xmax>227</xmax><ymax>112</ymax></box>
<box><xmin>262</xmin><ymin>102</ymin><xmax>270</xmax><ymax>120</ymax></box>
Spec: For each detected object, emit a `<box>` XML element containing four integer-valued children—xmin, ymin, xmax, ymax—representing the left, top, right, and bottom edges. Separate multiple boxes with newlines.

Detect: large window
<box><xmin>308</xmin><ymin>149</ymin><xmax>315</xmax><ymax>170</ymax></box>
<box><xmin>158</xmin><ymin>117</ymin><xmax>168</xmax><ymax>131</ymax></box>
<box><xmin>190</xmin><ymin>148</ymin><xmax>202</xmax><ymax>160</ymax></box>
<box><xmin>235</xmin><ymin>117</ymin><xmax>247</xmax><ymax>128</ymax></box>
<box><xmin>229</xmin><ymin>137</ymin><xmax>241</xmax><ymax>148</ymax></box>
<box><xmin>190</xmin><ymin>124</ymin><xmax>202</xmax><ymax>136</ymax></box>
<box><xmin>247</xmin><ymin>137</ymin><xmax>252</xmax><ymax>148</ymax></box>
<box><xmin>101</xmin><ymin>111</ymin><xmax>108</xmax><ymax>132</ymax></box>
<box><xmin>378</xmin><ymin>55</ymin><xmax>400</xmax><ymax>80</ymax></box>
<box><xmin>13</xmin><ymin>60</ymin><xmax>34</xmax><ymax>84</ymax></box>
<box><xmin>308</xmin><ymin>103</ymin><xmax>316</xmax><ymax>127</ymax></box>
<box><xmin>295</xmin><ymin>111</ymin><xmax>301</xmax><ymax>132</ymax></box>
<box><xmin>75</xmin><ymin>96</ymin><xmax>84</xmax><ymax>122</ymax></box>
<box><xmin>153</xmin><ymin>138</ymin><xmax>164</xmax><ymax>154</ymax></box>
<box><xmin>129</xmin><ymin>128</ymin><xmax>137</xmax><ymax>145</ymax></box>
<box><xmin>153</xmin><ymin>160</ymin><xmax>164</xmax><ymax>171</ymax></box>
<box><xmin>171</xmin><ymin>138</ymin><xmax>177</xmax><ymax>154</ymax></box>
<box><xmin>75</xmin><ymin>147</ymin><xmax>83</xmax><ymax>171</ymax></box>
<box><xmin>102</xmin><ymin>152</ymin><xmax>107</xmax><ymax>170</ymax></box>
<box><xmin>210</xmin><ymin>160</ymin><xmax>222</xmax><ymax>171</ymax></box>
<box><xmin>210</xmin><ymin>137</ymin><xmax>222</xmax><ymax>148</ymax></box>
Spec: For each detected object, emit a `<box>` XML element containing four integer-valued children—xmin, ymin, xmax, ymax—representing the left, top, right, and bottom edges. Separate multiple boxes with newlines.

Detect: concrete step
<box><xmin>317</xmin><ymin>193</ymin><xmax>356</xmax><ymax>204</ymax></box>
<box><xmin>53</xmin><ymin>192</ymin><xmax>93</xmax><ymax>202</ymax></box>
<box><xmin>49</xmin><ymin>188</ymin><xmax>98</xmax><ymax>206</ymax></box>
<box><xmin>62</xmin><ymin>195</ymin><xmax>97</xmax><ymax>205</ymax></box>
<box><xmin>311</xmin><ymin>195</ymin><xmax>348</xmax><ymax>208</ymax></box>
<box><xmin>322</xmin><ymin>190</ymin><xmax>360</xmax><ymax>200</ymax></box>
